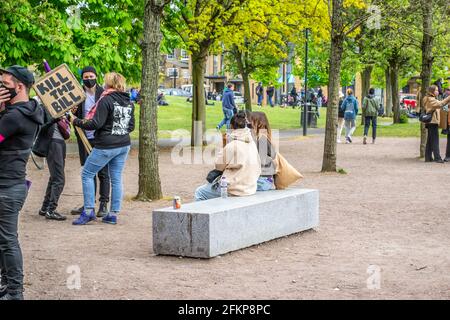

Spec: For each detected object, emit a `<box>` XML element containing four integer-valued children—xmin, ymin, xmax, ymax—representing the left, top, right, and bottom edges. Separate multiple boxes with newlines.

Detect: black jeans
<box><xmin>446</xmin><ymin>134</ymin><xmax>450</xmax><ymax>159</ymax></box>
<box><xmin>78</xmin><ymin>137</ymin><xmax>110</xmax><ymax>203</ymax></box>
<box><xmin>425</xmin><ymin>124</ymin><xmax>441</xmax><ymax>161</ymax></box>
<box><xmin>41</xmin><ymin>139</ymin><xmax>66</xmax><ymax>212</ymax></box>
<box><xmin>0</xmin><ymin>183</ymin><xmax>27</xmax><ymax>292</ymax></box>
<box><xmin>364</xmin><ymin>116</ymin><xmax>377</xmax><ymax>140</ymax></box>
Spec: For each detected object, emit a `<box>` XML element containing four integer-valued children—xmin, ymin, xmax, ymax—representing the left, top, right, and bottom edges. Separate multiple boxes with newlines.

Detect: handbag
<box><xmin>419</xmin><ymin>112</ymin><xmax>433</xmax><ymax>123</ymax></box>
<box><xmin>273</xmin><ymin>153</ymin><xmax>304</xmax><ymax>190</ymax></box>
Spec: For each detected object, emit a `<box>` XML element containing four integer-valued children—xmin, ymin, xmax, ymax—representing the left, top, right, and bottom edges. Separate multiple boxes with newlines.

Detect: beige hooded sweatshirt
<box><xmin>215</xmin><ymin>128</ymin><xmax>261</xmax><ymax>196</ymax></box>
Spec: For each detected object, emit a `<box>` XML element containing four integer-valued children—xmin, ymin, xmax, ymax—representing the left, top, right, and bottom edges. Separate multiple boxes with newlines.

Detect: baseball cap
<box><xmin>0</xmin><ymin>65</ymin><xmax>35</xmax><ymax>87</ymax></box>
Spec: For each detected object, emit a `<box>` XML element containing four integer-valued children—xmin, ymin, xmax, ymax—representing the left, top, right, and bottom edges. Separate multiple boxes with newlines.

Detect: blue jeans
<box><xmin>268</xmin><ymin>95</ymin><xmax>274</xmax><ymax>107</ymax></box>
<box><xmin>217</xmin><ymin>108</ymin><xmax>234</xmax><ymax>130</ymax></box>
<box><xmin>82</xmin><ymin>146</ymin><xmax>130</xmax><ymax>213</ymax></box>
<box><xmin>257</xmin><ymin>176</ymin><xmax>274</xmax><ymax>191</ymax></box>
<box><xmin>257</xmin><ymin>94</ymin><xmax>263</xmax><ymax>105</ymax></box>
<box><xmin>0</xmin><ymin>183</ymin><xmax>27</xmax><ymax>292</ymax></box>
<box><xmin>195</xmin><ymin>183</ymin><xmax>221</xmax><ymax>201</ymax></box>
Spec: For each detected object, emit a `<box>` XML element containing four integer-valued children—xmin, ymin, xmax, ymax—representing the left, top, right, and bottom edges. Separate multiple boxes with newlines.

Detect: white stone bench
<box><xmin>152</xmin><ymin>188</ymin><xmax>319</xmax><ymax>258</ymax></box>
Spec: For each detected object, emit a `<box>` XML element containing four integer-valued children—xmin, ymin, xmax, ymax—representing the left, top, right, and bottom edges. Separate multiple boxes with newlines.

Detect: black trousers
<box><xmin>77</xmin><ymin>137</ymin><xmax>110</xmax><ymax>203</ymax></box>
<box><xmin>425</xmin><ymin>124</ymin><xmax>441</xmax><ymax>161</ymax></box>
<box><xmin>446</xmin><ymin>134</ymin><xmax>450</xmax><ymax>159</ymax></box>
<box><xmin>41</xmin><ymin>139</ymin><xmax>66</xmax><ymax>212</ymax></box>
<box><xmin>0</xmin><ymin>183</ymin><xmax>27</xmax><ymax>292</ymax></box>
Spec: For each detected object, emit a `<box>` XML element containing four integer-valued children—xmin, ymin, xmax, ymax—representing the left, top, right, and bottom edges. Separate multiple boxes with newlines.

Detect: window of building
<box><xmin>167</xmin><ymin>50</ymin><xmax>175</xmax><ymax>60</ymax></box>
<box><xmin>180</xmin><ymin>49</ymin><xmax>189</xmax><ymax>61</ymax></box>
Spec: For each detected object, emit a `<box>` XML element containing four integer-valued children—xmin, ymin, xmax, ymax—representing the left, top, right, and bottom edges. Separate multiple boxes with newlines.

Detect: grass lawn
<box><xmin>69</xmin><ymin>96</ymin><xmax>421</xmax><ymax>140</ymax></box>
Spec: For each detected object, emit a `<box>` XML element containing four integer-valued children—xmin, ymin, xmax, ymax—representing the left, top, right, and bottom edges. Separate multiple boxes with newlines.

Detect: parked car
<box><xmin>162</xmin><ymin>88</ymin><xmax>191</xmax><ymax>97</ymax></box>
<box><xmin>399</xmin><ymin>93</ymin><xmax>417</xmax><ymax>111</ymax></box>
<box><xmin>233</xmin><ymin>91</ymin><xmax>245</xmax><ymax>105</ymax></box>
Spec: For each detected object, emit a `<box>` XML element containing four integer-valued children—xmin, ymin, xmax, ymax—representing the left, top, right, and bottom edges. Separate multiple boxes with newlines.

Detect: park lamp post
<box><xmin>172</xmin><ymin>68</ymin><xmax>178</xmax><ymax>88</ymax></box>
<box><xmin>302</xmin><ymin>28</ymin><xmax>310</xmax><ymax>136</ymax></box>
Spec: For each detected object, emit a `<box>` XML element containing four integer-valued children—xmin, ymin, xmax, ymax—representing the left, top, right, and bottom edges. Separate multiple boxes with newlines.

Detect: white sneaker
<box><xmin>337</xmin><ymin>139</ymin><xmax>342</xmax><ymax>144</ymax></box>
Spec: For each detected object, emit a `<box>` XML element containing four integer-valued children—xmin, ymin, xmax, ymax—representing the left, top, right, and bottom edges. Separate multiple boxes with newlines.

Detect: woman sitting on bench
<box><xmin>195</xmin><ymin>111</ymin><xmax>261</xmax><ymax>201</ymax></box>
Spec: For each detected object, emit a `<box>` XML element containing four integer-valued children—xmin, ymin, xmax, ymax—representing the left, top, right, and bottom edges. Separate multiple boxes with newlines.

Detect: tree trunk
<box><xmin>360</xmin><ymin>65</ymin><xmax>373</xmax><ymax>125</ymax></box>
<box><xmin>233</xmin><ymin>47</ymin><xmax>252</xmax><ymax>111</ymax></box>
<box><xmin>191</xmin><ymin>50</ymin><xmax>208</xmax><ymax>147</ymax></box>
<box><xmin>136</xmin><ymin>1</ymin><xmax>163</xmax><ymax>201</ymax></box>
<box><xmin>419</xmin><ymin>0</ymin><xmax>434</xmax><ymax>158</ymax></box>
<box><xmin>390</xmin><ymin>59</ymin><xmax>400</xmax><ymax>124</ymax></box>
<box><xmin>242</xmin><ymin>71</ymin><xmax>252</xmax><ymax>111</ymax></box>
<box><xmin>322</xmin><ymin>0</ymin><xmax>344</xmax><ymax>173</ymax></box>
<box><xmin>385</xmin><ymin>67</ymin><xmax>393</xmax><ymax>117</ymax></box>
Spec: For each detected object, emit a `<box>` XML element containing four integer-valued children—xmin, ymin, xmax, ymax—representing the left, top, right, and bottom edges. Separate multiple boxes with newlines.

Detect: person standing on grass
<box><xmin>70</xmin><ymin>72</ymin><xmax>135</xmax><ymax>225</ymax></box>
<box><xmin>216</xmin><ymin>83</ymin><xmax>236</xmax><ymax>130</ymax></box>
<box><xmin>266</xmin><ymin>83</ymin><xmax>275</xmax><ymax>107</ymax></box>
<box><xmin>341</xmin><ymin>88</ymin><xmax>358</xmax><ymax>144</ymax></box>
<box><xmin>256</xmin><ymin>82</ymin><xmax>264</xmax><ymax>107</ymax></box>
<box><xmin>423</xmin><ymin>85</ymin><xmax>450</xmax><ymax>163</ymax></box>
<box><xmin>362</xmin><ymin>88</ymin><xmax>380</xmax><ymax>145</ymax></box>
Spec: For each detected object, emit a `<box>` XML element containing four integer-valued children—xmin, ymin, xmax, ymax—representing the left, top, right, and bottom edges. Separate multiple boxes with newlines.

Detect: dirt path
<box><xmin>20</xmin><ymin>136</ymin><xmax>450</xmax><ymax>299</ymax></box>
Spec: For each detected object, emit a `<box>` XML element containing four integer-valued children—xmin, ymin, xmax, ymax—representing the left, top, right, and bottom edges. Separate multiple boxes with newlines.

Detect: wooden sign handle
<box><xmin>75</xmin><ymin>126</ymin><xmax>92</xmax><ymax>154</ymax></box>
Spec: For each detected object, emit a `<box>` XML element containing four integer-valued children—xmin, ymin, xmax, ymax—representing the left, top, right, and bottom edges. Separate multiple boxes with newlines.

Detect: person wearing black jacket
<box><xmin>70</xmin><ymin>72</ymin><xmax>135</xmax><ymax>226</ymax></box>
<box><xmin>33</xmin><ymin>107</ymin><xmax>70</xmax><ymax>221</ymax></box>
<box><xmin>71</xmin><ymin>66</ymin><xmax>110</xmax><ymax>218</ymax></box>
<box><xmin>0</xmin><ymin>65</ymin><xmax>44</xmax><ymax>300</ymax></box>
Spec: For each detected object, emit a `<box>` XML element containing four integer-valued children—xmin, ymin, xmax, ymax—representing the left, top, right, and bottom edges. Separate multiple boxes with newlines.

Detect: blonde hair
<box><xmin>346</xmin><ymin>88</ymin><xmax>353</xmax><ymax>96</ymax></box>
<box><xmin>104</xmin><ymin>72</ymin><xmax>126</xmax><ymax>92</ymax></box>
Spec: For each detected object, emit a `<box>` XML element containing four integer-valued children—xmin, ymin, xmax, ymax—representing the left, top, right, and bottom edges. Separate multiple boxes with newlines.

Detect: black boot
<box><xmin>45</xmin><ymin>211</ymin><xmax>67</xmax><ymax>221</ymax></box>
<box><xmin>0</xmin><ymin>291</ymin><xmax>24</xmax><ymax>300</ymax></box>
<box><xmin>71</xmin><ymin>206</ymin><xmax>84</xmax><ymax>215</ymax></box>
<box><xmin>97</xmin><ymin>202</ymin><xmax>108</xmax><ymax>218</ymax></box>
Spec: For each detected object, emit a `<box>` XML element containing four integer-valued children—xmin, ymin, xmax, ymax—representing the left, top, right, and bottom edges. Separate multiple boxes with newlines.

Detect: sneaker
<box><xmin>45</xmin><ymin>211</ymin><xmax>67</xmax><ymax>221</ymax></box>
<box><xmin>0</xmin><ymin>285</ymin><xmax>7</xmax><ymax>298</ymax></box>
<box><xmin>372</xmin><ymin>139</ymin><xmax>376</xmax><ymax>144</ymax></box>
<box><xmin>363</xmin><ymin>136</ymin><xmax>367</xmax><ymax>145</ymax></box>
<box><xmin>0</xmin><ymin>291</ymin><xmax>23</xmax><ymax>300</ymax></box>
<box><xmin>348</xmin><ymin>136</ymin><xmax>353</xmax><ymax>143</ymax></box>
<box><xmin>337</xmin><ymin>139</ymin><xmax>342</xmax><ymax>144</ymax></box>
<box><xmin>96</xmin><ymin>202</ymin><xmax>108</xmax><ymax>218</ymax></box>
<box><xmin>444</xmin><ymin>157</ymin><xmax>450</xmax><ymax>162</ymax></box>
<box><xmin>38</xmin><ymin>209</ymin><xmax>47</xmax><ymax>217</ymax></box>
<box><xmin>71</xmin><ymin>206</ymin><xmax>84</xmax><ymax>216</ymax></box>
<box><xmin>435</xmin><ymin>159</ymin><xmax>445</xmax><ymax>164</ymax></box>
<box><xmin>102</xmin><ymin>213</ymin><xmax>117</xmax><ymax>225</ymax></box>
<box><xmin>72</xmin><ymin>209</ymin><xmax>96</xmax><ymax>225</ymax></box>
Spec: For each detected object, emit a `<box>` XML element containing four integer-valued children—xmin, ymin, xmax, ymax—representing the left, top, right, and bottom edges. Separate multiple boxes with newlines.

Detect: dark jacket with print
<box><xmin>73</xmin><ymin>91</ymin><xmax>135</xmax><ymax>149</ymax></box>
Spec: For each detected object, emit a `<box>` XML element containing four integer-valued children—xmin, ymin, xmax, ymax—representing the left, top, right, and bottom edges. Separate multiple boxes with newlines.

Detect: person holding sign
<box><xmin>69</xmin><ymin>72</ymin><xmax>135</xmax><ymax>226</ymax></box>
<box><xmin>71</xmin><ymin>66</ymin><xmax>110</xmax><ymax>218</ymax></box>
<box><xmin>0</xmin><ymin>65</ymin><xmax>44</xmax><ymax>300</ymax></box>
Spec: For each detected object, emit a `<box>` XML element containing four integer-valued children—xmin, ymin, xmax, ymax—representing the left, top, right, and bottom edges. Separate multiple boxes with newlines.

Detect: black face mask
<box><xmin>0</xmin><ymin>84</ymin><xmax>18</xmax><ymax>101</ymax></box>
<box><xmin>83</xmin><ymin>79</ymin><xmax>97</xmax><ymax>89</ymax></box>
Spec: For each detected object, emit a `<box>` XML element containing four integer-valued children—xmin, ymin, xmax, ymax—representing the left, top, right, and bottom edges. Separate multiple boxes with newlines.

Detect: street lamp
<box><xmin>171</xmin><ymin>68</ymin><xmax>178</xmax><ymax>88</ymax></box>
<box><xmin>302</xmin><ymin>28</ymin><xmax>310</xmax><ymax>136</ymax></box>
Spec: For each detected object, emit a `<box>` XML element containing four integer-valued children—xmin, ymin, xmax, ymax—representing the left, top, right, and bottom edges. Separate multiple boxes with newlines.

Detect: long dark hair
<box><xmin>247</xmin><ymin>111</ymin><xmax>272</xmax><ymax>143</ymax></box>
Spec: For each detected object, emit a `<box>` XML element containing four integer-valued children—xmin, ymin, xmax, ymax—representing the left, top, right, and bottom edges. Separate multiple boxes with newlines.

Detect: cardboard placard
<box><xmin>33</xmin><ymin>64</ymin><xmax>86</xmax><ymax>118</ymax></box>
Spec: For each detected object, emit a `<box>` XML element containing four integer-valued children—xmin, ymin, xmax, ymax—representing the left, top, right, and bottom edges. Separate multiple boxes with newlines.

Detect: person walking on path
<box><xmin>70</xmin><ymin>72</ymin><xmax>135</xmax><ymax>225</ymax></box>
<box><xmin>362</xmin><ymin>88</ymin><xmax>380</xmax><ymax>144</ymax></box>
<box><xmin>423</xmin><ymin>85</ymin><xmax>450</xmax><ymax>163</ymax></box>
<box><xmin>341</xmin><ymin>88</ymin><xmax>358</xmax><ymax>144</ymax></box>
<box><xmin>337</xmin><ymin>92</ymin><xmax>345</xmax><ymax>143</ymax></box>
<box><xmin>216</xmin><ymin>83</ymin><xmax>236</xmax><ymax>130</ymax></box>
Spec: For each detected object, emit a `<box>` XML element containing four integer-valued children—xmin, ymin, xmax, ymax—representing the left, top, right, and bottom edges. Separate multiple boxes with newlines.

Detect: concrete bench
<box><xmin>152</xmin><ymin>188</ymin><xmax>319</xmax><ymax>258</ymax></box>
